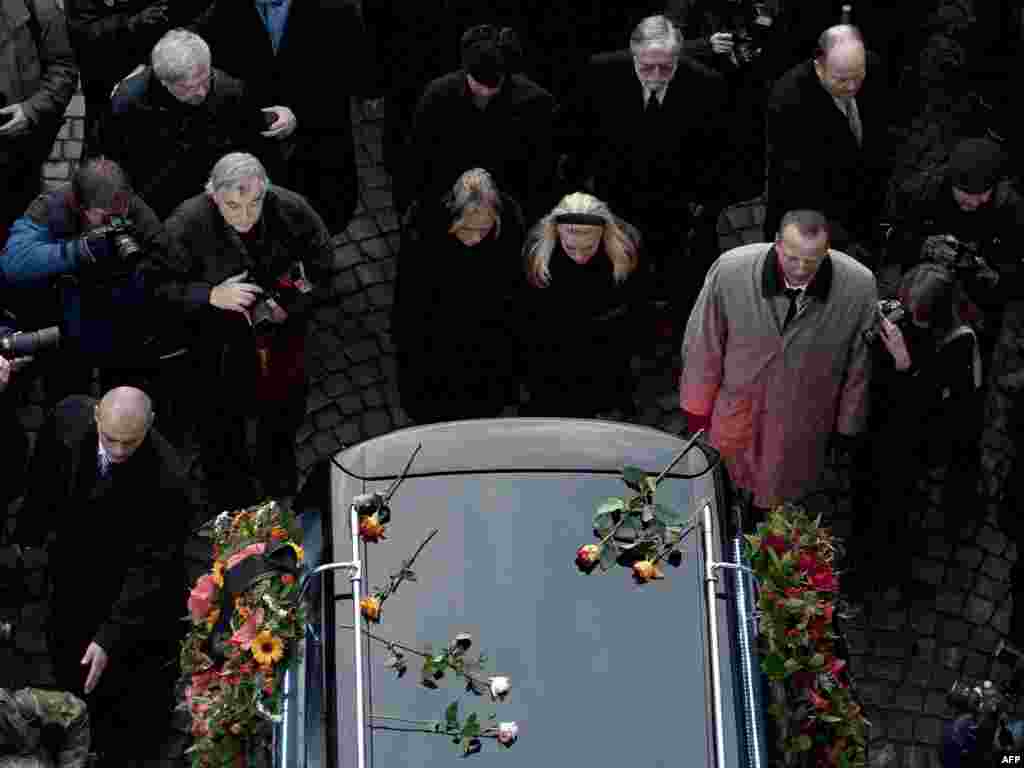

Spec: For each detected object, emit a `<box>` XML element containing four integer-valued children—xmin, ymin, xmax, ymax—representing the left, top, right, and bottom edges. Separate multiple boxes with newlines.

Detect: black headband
<box><xmin>554</xmin><ymin>213</ymin><xmax>605</xmax><ymax>226</ymax></box>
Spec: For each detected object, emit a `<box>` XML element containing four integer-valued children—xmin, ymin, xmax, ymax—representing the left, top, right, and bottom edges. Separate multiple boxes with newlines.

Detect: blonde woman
<box><xmin>522</xmin><ymin>192</ymin><xmax>646</xmax><ymax>417</ymax></box>
<box><xmin>391</xmin><ymin>168</ymin><xmax>526</xmax><ymax>423</ymax></box>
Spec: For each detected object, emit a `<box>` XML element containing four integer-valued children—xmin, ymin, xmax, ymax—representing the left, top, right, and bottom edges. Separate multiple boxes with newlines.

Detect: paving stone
<box><xmin>911</xmin><ymin>557</ymin><xmax>945</xmax><ymax>586</ymax></box>
<box><xmin>875</xmin><ymin>631</ymin><xmax>914</xmax><ymax>659</ymax></box>
<box><xmin>913</xmin><ymin>717</ymin><xmax>944</xmax><ymax>746</ymax></box>
<box><xmin>888</xmin><ymin>684</ymin><xmax>925</xmax><ymax>711</ymax></box>
<box><xmin>981</xmin><ymin>555</ymin><xmax>1012</xmax><ymax>581</ymax></box>
<box><xmin>925</xmin><ymin>534</ymin><xmax>953</xmax><ymax>560</ymax></box>
<box><xmin>973</xmin><ymin>573</ymin><xmax>1010</xmax><ymax>602</ymax></box>
<box><xmin>943</xmin><ymin>564</ymin><xmax>975</xmax><ymax>589</ymax></box>
<box><xmin>977</xmin><ymin>524</ymin><xmax>1008</xmax><ymax>556</ymax></box>
<box><xmin>885</xmin><ymin>714</ymin><xmax>914</xmax><ymax>742</ymax></box>
<box><xmin>936</xmin><ymin>588</ymin><xmax>967</xmax><ymax>615</ymax></box>
<box><xmin>343</xmin><ymin>339</ymin><xmax>380</xmax><ymax>364</ymax></box>
<box><xmin>868</xmin><ymin>658</ymin><xmax>906</xmax><ymax>682</ymax></box>
<box><xmin>334</xmin><ymin>420</ymin><xmax>364</xmax><ymax>448</ymax></box>
<box><xmin>923</xmin><ymin>690</ymin><xmax>948</xmax><ymax>716</ymax></box>
<box><xmin>910</xmin><ymin>608</ymin><xmax>937</xmax><ymax>635</ymax></box>
<box><xmin>361</xmin><ymin>408</ymin><xmax>393</xmax><ymax>438</ymax></box>
<box><xmin>955</xmin><ymin>546</ymin><xmax>984</xmax><ymax>569</ymax></box>
<box><xmin>332</xmin><ymin>269</ymin><xmax>361</xmax><ymax>295</ymax></box>
<box><xmin>349</xmin><ymin>361</ymin><xmax>382</xmax><ymax>387</ymax></box>
<box><xmin>313</xmin><ymin>405</ymin><xmax>343</xmax><ymax>431</ymax></box>
<box><xmin>902</xmin><ymin>744</ymin><xmax>935</xmax><ymax>768</ymax></box>
<box><xmin>311</xmin><ymin>431</ymin><xmax>341</xmax><ymax>460</ymax></box>
<box><xmin>367</xmin><ymin>283</ymin><xmax>394</xmax><ymax>309</ymax></box>
<box><xmin>964</xmin><ymin>595</ymin><xmax>996</xmax><ymax>625</ymax></box>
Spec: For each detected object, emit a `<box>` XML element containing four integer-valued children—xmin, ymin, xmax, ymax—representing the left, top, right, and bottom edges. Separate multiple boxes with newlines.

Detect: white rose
<box><xmin>497</xmin><ymin>721</ymin><xmax>518</xmax><ymax>747</ymax></box>
<box><xmin>488</xmin><ymin>676</ymin><xmax>511</xmax><ymax>702</ymax></box>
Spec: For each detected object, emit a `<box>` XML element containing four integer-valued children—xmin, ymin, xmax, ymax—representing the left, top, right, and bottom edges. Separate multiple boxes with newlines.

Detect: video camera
<box><xmin>0</xmin><ymin>326</ymin><xmax>60</xmax><ymax>359</ymax></box>
<box><xmin>862</xmin><ymin>299</ymin><xmax>906</xmax><ymax>344</ymax></box>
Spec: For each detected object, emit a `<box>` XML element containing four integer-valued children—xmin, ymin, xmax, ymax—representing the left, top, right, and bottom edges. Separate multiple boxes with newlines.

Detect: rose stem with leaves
<box><xmin>376</xmin><ymin>527</ymin><xmax>439</xmax><ymax>608</ymax></box>
<box><xmin>338</xmin><ymin>624</ymin><xmax>492</xmax><ymax>692</ymax></box>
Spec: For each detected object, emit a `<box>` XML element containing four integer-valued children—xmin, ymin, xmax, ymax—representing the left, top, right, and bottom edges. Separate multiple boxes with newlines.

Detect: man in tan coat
<box><xmin>680</xmin><ymin>209</ymin><xmax>877</xmax><ymax>511</ymax></box>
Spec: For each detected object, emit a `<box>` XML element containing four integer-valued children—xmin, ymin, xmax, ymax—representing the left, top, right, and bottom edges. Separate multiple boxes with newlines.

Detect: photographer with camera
<box><xmin>845</xmin><ymin>263</ymin><xmax>983</xmax><ymax>600</ymax></box>
<box><xmin>0</xmin><ymin>157</ymin><xmax>165</xmax><ymax>399</ymax></box>
<box><xmin>886</xmin><ymin>138</ymin><xmax>1024</xmax><ymax>361</ymax></box>
<box><xmin>0</xmin><ymin>0</ymin><xmax>78</xmax><ymax>244</ymax></box>
<box><xmin>149</xmin><ymin>152</ymin><xmax>332</xmax><ymax>511</ymax></box>
<box><xmin>0</xmin><ymin>311</ymin><xmax>48</xmax><ymax>512</ymax></box>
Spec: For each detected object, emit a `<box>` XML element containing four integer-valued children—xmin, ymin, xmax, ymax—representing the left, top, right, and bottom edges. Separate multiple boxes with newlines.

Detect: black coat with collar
<box><xmin>152</xmin><ymin>184</ymin><xmax>332</xmax><ymax>394</ymax></box>
<box><xmin>108</xmin><ymin>67</ymin><xmax>267</xmax><ymax>219</ymax></box>
<box><xmin>765</xmin><ymin>52</ymin><xmax>894</xmax><ymax>240</ymax></box>
<box><xmin>17</xmin><ymin>395</ymin><xmax>191</xmax><ymax>659</ymax></box>
<box><xmin>571</xmin><ymin>50</ymin><xmax>728</xmax><ymax>218</ymax></box>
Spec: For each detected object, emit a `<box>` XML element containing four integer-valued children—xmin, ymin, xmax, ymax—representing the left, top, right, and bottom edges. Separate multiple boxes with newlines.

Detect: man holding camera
<box><xmin>15</xmin><ymin>386</ymin><xmax>191</xmax><ymax>766</ymax></box>
<box><xmin>0</xmin><ymin>0</ymin><xmax>77</xmax><ymax>244</ymax></box>
<box><xmin>150</xmin><ymin>152</ymin><xmax>331</xmax><ymax>511</ymax></box>
<box><xmin>0</xmin><ymin>157</ymin><xmax>165</xmax><ymax>399</ymax></box>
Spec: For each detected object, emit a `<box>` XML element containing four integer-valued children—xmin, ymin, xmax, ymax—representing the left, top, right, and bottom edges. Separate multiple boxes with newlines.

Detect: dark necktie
<box><xmin>783</xmin><ymin>288</ymin><xmax>802</xmax><ymax>329</ymax></box>
<box><xmin>844</xmin><ymin>97</ymin><xmax>863</xmax><ymax>146</ymax></box>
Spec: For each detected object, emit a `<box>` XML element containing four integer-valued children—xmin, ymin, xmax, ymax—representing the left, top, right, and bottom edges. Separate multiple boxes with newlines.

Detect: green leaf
<box><xmin>462</xmin><ymin>713</ymin><xmax>480</xmax><ymax>739</ymax></box>
<box><xmin>644</xmin><ymin>475</ymin><xmax>658</xmax><ymax>494</ymax></box>
<box><xmin>761</xmin><ymin>653</ymin><xmax>786</xmax><ymax>678</ymax></box>
<box><xmin>445</xmin><ymin>702</ymin><xmax>459</xmax><ymax>730</ymax></box>
<box><xmin>820</xmin><ymin>715</ymin><xmax>842</xmax><ymax>723</ymax></box>
<box><xmin>809</xmin><ymin>653</ymin><xmax>825</xmax><ymax>669</ymax></box>
<box><xmin>654</xmin><ymin>503</ymin><xmax>685</xmax><ymax>525</ymax></box>
<box><xmin>783</xmin><ymin>657</ymin><xmax>801</xmax><ymax>673</ymax></box>
<box><xmin>593</xmin><ymin>511</ymin><xmax>615</xmax><ymax>534</ymax></box>
<box><xmin>795</xmin><ymin>735</ymin><xmax>813</xmax><ymax>752</ymax></box>
<box><xmin>622</xmin><ymin>466</ymin><xmax>646</xmax><ymax>490</ymax></box>
<box><xmin>599</xmin><ymin>543</ymin><xmax>619</xmax><ymax>571</ymax></box>
<box><xmin>597</xmin><ymin>498</ymin><xmax>625</xmax><ymax>516</ymax></box>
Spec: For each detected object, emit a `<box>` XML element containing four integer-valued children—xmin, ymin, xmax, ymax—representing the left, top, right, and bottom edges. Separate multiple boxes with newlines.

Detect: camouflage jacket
<box><xmin>0</xmin><ymin>689</ymin><xmax>89</xmax><ymax>768</ymax></box>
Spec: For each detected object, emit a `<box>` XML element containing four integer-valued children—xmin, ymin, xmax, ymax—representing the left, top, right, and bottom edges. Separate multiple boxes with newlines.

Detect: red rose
<box><xmin>575</xmin><ymin>544</ymin><xmax>602</xmax><ymax>574</ymax></box>
<box><xmin>809</xmin><ymin>568</ymin><xmax>837</xmax><ymax>592</ymax></box>
<box><xmin>281</xmin><ymin>574</ymin><xmax>295</xmax><ymax>586</ymax></box>
<box><xmin>797</xmin><ymin>552</ymin><xmax>818</xmax><ymax>572</ymax></box>
<box><xmin>818</xmin><ymin>601</ymin><xmax>834</xmax><ymax>622</ymax></box>
<box><xmin>829</xmin><ymin>658</ymin><xmax>847</xmax><ymax>678</ymax></box>
<box><xmin>784</xmin><ymin>587</ymin><xmax>803</xmax><ymax>598</ymax></box>
<box><xmin>808</xmin><ymin>687</ymin><xmax>830</xmax><ymax>711</ymax></box>
<box><xmin>762</xmin><ymin>534</ymin><xmax>790</xmax><ymax>556</ymax></box>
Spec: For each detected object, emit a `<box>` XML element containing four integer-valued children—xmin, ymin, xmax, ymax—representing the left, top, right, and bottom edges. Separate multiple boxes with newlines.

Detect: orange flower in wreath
<box><xmin>212</xmin><ymin>560</ymin><xmax>225</xmax><ymax>588</ymax></box>
<box><xmin>271</xmin><ymin>526</ymin><xmax>289</xmax><ymax>541</ymax></box>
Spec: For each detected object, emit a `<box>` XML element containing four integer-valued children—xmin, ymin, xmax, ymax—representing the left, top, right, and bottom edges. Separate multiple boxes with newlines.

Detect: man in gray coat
<box><xmin>0</xmin><ymin>0</ymin><xmax>78</xmax><ymax>242</ymax></box>
<box><xmin>680</xmin><ymin>209</ymin><xmax>877</xmax><ymax>512</ymax></box>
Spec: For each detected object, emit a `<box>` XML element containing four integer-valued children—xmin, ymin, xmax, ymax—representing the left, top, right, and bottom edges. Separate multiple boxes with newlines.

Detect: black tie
<box><xmin>783</xmin><ymin>288</ymin><xmax>802</xmax><ymax>329</ymax></box>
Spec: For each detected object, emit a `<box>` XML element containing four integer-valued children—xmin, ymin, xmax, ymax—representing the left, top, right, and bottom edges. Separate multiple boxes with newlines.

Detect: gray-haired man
<box><xmin>107</xmin><ymin>29</ymin><xmax>266</xmax><ymax>219</ymax></box>
<box><xmin>150</xmin><ymin>152</ymin><xmax>333</xmax><ymax>510</ymax></box>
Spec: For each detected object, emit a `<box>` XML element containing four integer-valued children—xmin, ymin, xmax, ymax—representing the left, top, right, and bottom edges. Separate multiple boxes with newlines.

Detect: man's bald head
<box><xmin>95</xmin><ymin>386</ymin><xmax>154</xmax><ymax>463</ymax></box>
<box><xmin>814</xmin><ymin>25</ymin><xmax>866</xmax><ymax>100</ymax></box>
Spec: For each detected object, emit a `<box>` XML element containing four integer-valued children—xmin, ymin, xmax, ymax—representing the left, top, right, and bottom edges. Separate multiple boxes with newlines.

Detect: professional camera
<box><xmin>862</xmin><ymin>299</ymin><xmax>906</xmax><ymax>344</ymax></box>
<box><xmin>728</xmin><ymin>2</ymin><xmax>774</xmax><ymax>64</ymax></box>
<box><xmin>948</xmin><ymin>678</ymin><xmax>1009</xmax><ymax>714</ymax></box>
<box><xmin>86</xmin><ymin>216</ymin><xmax>142</xmax><ymax>262</ymax></box>
<box><xmin>0</xmin><ymin>326</ymin><xmax>60</xmax><ymax>359</ymax></box>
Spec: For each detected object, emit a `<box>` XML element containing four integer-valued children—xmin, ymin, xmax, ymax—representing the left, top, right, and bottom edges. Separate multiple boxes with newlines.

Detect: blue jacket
<box><xmin>0</xmin><ymin>187</ymin><xmax>164</xmax><ymax>359</ymax></box>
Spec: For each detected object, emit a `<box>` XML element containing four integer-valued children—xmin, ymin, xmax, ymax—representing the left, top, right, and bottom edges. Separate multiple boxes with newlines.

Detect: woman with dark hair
<box><xmin>846</xmin><ymin>262</ymin><xmax>983</xmax><ymax>598</ymax></box>
<box><xmin>522</xmin><ymin>192</ymin><xmax>646</xmax><ymax>418</ymax></box>
<box><xmin>390</xmin><ymin>168</ymin><xmax>526</xmax><ymax>424</ymax></box>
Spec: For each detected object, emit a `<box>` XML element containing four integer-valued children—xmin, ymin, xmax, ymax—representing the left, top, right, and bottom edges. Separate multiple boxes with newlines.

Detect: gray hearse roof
<box><xmin>332</xmin><ymin>418</ymin><xmax>708</xmax><ymax>479</ymax></box>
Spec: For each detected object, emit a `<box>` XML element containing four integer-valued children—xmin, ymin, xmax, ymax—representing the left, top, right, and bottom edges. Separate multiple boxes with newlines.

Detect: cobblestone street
<box><xmin>2</xmin><ymin>98</ymin><xmax>1023</xmax><ymax>766</ymax></box>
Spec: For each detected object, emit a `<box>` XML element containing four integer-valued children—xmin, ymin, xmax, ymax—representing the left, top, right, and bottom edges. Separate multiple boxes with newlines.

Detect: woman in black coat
<box><xmin>522</xmin><ymin>192</ymin><xmax>646</xmax><ymax>418</ymax></box>
<box><xmin>846</xmin><ymin>263</ymin><xmax>984</xmax><ymax>598</ymax></box>
<box><xmin>391</xmin><ymin>168</ymin><xmax>525</xmax><ymax>424</ymax></box>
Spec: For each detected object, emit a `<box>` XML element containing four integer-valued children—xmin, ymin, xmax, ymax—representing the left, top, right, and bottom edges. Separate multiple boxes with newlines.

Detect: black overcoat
<box><xmin>193</xmin><ymin>0</ymin><xmax>379</xmax><ymax>233</ymax></box>
<box><xmin>390</xmin><ymin>194</ymin><xmax>526</xmax><ymax>423</ymax></box>
<box><xmin>765</xmin><ymin>52</ymin><xmax>895</xmax><ymax>243</ymax></box>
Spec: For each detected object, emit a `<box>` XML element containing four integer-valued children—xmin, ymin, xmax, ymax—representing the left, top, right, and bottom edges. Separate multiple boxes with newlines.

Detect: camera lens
<box><xmin>113</xmin><ymin>234</ymin><xmax>142</xmax><ymax>260</ymax></box>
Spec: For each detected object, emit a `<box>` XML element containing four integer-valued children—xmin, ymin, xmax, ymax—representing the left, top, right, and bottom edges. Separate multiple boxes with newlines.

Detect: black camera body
<box><xmin>87</xmin><ymin>215</ymin><xmax>143</xmax><ymax>263</ymax></box>
<box><xmin>862</xmin><ymin>299</ymin><xmax>906</xmax><ymax>343</ymax></box>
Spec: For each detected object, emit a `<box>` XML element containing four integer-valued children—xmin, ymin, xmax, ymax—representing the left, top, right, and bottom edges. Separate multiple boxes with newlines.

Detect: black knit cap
<box><xmin>462</xmin><ymin>40</ymin><xmax>506</xmax><ymax>87</ymax></box>
<box><xmin>947</xmin><ymin>138</ymin><xmax>1005</xmax><ymax>194</ymax></box>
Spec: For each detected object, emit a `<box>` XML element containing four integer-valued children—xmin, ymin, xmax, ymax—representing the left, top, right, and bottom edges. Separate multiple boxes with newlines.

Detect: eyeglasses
<box><xmin>634</xmin><ymin>58</ymin><xmax>677</xmax><ymax>77</ymax></box>
<box><xmin>166</xmin><ymin>70</ymin><xmax>215</xmax><ymax>95</ymax></box>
